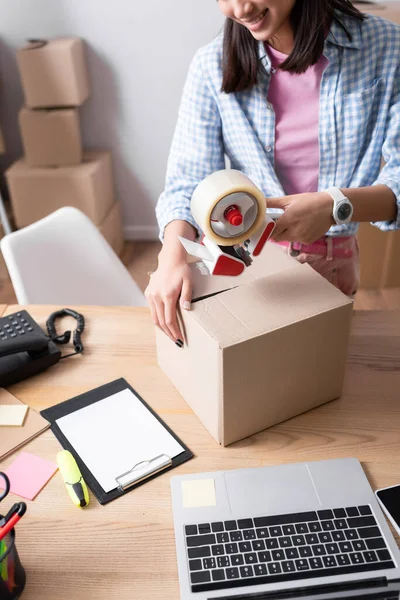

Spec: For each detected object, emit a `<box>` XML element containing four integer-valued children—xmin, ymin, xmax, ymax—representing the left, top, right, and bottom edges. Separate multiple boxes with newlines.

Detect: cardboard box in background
<box><xmin>0</xmin><ymin>124</ymin><xmax>5</xmax><ymax>154</ymax></box>
<box><xmin>6</xmin><ymin>150</ymin><xmax>114</xmax><ymax>228</ymax></box>
<box><xmin>354</xmin><ymin>4</ymin><xmax>400</xmax><ymax>288</ymax></box>
<box><xmin>156</xmin><ymin>244</ymin><xmax>353</xmax><ymax>446</ymax></box>
<box><xmin>357</xmin><ymin>154</ymin><xmax>400</xmax><ymax>288</ymax></box>
<box><xmin>19</xmin><ymin>107</ymin><xmax>82</xmax><ymax>167</ymax></box>
<box><xmin>357</xmin><ymin>224</ymin><xmax>388</xmax><ymax>288</ymax></box>
<box><xmin>0</xmin><ymin>199</ymin><xmax>16</xmax><ymax>278</ymax></box>
<box><xmin>354</xmin><ymin>2</ymin><xmax>400</xmax><ymax>25</ymax></box>
<box><xmin>358</xmin><ymin>224</ymin><xmax>400</xmax><ymax>288</ymax></box>
<box><xmin>0</xmin><ymin>223</ymin><xmax>9</xmax><ymax>279</ymax></box>
<box><xmin>16</xmin><ymin>38</ymin><xmax>90</xmax><ymax>108</ymax></box>
<box><xmin>99</xmin><ymin>201</ymin><xmax>124</xmax><ymax>256</ymax></box>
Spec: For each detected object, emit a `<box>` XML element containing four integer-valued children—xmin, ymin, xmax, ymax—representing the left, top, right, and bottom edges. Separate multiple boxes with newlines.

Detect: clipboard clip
<box><xmin>115</xmin><ymin>454</ymin><xmax>172</xmax><ymax>491</ymax></box>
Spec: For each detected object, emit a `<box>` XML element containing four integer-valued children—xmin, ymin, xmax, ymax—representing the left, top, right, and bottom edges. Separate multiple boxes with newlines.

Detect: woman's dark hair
<box><xmin>222</xmin><ymin>0</ymin><xmax>365</xmax><ymax>93</ymax></box>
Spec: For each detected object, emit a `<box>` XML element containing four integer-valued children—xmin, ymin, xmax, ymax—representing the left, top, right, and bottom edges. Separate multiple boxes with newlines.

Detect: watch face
<box><xmin>337</xmin><ymin>202</ymin><xmax>352</xmax><ymax>221</ymax></box>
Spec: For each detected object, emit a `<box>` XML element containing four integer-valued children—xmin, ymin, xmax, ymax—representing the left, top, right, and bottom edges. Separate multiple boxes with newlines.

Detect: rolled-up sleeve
<box><xmin>156</xmin><ymin>50</ymin><xmax>225</xmax><ymax>240</ymax></box>
<box><xmin>372</xmin><ymin>59</ymin><xmax>400</xmax><ymax>231</ymax></box>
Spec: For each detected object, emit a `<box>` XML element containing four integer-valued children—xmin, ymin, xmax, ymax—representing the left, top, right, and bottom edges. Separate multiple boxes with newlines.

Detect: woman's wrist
<box><xmin>158</xmin><ymin>220</ymin><xmax>197</xmax><ymax>267</ymax></box>
<box><xmin>158</xmin><ymin>244</ymin><xmax>187</xmax><ymax>267</ymax></box>
<box><xmin>341</xmin><ymin>185</ymin><xmax>397</xmax><ymax>223</ymax></box>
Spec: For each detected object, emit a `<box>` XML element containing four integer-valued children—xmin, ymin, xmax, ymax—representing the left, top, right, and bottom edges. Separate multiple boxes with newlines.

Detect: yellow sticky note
<box><xmin>182</xmin><ymin>479</ymin><xmax>216</xmax><ymax>508</ymax></box>
<box><xmin>0</xmin><ymin>404</ymin><xmax>29</xmax><ymax>426</ymax></box>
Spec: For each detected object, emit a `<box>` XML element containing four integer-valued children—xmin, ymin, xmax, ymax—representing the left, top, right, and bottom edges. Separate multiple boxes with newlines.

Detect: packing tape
<box><xmin>191</xmin><ymin>170</ymin><xmax>266</xmax><ymax>246</ymax></box>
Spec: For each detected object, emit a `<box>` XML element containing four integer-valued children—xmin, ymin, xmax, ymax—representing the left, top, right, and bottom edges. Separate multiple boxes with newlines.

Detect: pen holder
<box><xmin>0</xmin><ymin>525</ymin><xmax>26</xmax><ymax>600</ymax></box>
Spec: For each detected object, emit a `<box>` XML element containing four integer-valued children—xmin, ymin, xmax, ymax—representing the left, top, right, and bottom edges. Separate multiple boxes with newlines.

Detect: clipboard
<box><xmin>40</xmin><ymin>378</ymin><xmax>194</xmax><ymax>505</ymax></box>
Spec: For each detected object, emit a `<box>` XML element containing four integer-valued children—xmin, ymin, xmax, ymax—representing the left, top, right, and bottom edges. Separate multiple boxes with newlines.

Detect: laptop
<box><xmin>170</xmin><ymin>458</ymin><xmax>400</xmax><ymax>599</ymax></box>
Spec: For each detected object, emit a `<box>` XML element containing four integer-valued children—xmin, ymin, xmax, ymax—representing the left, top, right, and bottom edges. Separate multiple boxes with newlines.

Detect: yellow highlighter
<box><xmin>57</xmin><ymin>450</ymin><xmax>89</xmax><ymax>508</ymax></box>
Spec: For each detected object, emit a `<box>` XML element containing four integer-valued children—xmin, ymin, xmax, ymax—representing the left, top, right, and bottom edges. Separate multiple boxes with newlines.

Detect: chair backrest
<box><xmin>0</xmin><ymin>207</ymin><xmax>147</xmax><ymax>306</ymax></box>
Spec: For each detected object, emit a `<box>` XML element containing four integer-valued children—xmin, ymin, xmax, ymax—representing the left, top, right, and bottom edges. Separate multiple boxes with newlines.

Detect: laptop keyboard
<box><xmin>184</xmin><ymin>505</ymin><xmax>395</xmax><ymax>593</ymax></box>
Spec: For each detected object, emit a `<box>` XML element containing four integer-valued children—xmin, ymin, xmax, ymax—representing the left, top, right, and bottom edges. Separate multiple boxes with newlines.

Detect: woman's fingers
<box><xmin>154</xmin><ymin>297</ymin><xmax>176</xmax><ymax>342</ymax></box>
<box><xmin>164</xmin><ymin>294</ymin><xmax>184</xmax><ymax>343</ymax></box>
<box><xmin>180</xmin><ymin>278</ymin><xmax>193</xmax><ymax>311</ymax></box>
<box><xmin>147</xmin><ymin>296</ymin><xmax>160</xmax><ymax>329</ymax></box>
<box><xmin>145</xmin><ymin>267</ymin><xmax>192</xmax><ymax>344</ymax></box>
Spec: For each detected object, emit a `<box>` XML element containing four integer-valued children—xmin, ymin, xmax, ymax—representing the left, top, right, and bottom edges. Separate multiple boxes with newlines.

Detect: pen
<box><xmin>0</xmin><ymin>503</ymin><xmax>27</xmax><ymax>542</ymax></box>
<box><xmin>57</xmin><ymin>450</ymin><xmax>89</xmax><ymax>508</ymax></box>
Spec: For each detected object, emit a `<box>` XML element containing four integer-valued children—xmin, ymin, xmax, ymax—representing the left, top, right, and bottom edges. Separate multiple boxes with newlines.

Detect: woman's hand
<box><xmin>145</xmin><ymin>220</ymin><xmax>197</xmax><ymax>345</ymax></box>
<box><xmin>145</xmin><ymin>257</ymin><xmax>193</xmax><ymax>345</ymax></box>
<box><xmin>268</xmin><ymin>192</ymin><xmax>334</xmax><ymax>244</ymax></box>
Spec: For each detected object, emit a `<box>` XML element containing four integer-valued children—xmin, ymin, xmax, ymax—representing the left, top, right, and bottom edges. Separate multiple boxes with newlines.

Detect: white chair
<box><xmin>0</xmin><ymin>207</ymin><xmax>147</xmax><ymax>306</ymax></box>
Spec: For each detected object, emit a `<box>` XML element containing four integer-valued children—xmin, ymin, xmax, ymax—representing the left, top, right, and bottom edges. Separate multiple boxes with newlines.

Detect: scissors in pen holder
<box><xmin>0</xmin><ymin>472</ymin><xmax>27</xmax><ymax>542</ymax></box>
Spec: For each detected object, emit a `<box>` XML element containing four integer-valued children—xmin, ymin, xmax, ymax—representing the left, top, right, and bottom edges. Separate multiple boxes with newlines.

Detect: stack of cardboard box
<box><xmin>0</xmin><ymin>124</ymin><xmax>13</xmax><ymax>278</ymax></box>
<box><xmin>5</xmin><ymin>38</ymin><xmax>124</xmax><ymax>256</ymax></box>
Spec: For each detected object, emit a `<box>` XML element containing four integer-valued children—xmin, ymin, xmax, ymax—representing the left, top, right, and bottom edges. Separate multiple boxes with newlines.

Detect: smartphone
<box><xmin>375</xmin><ymin>484</ymin><xmax>400</xmax><ymax>536</ymax></box>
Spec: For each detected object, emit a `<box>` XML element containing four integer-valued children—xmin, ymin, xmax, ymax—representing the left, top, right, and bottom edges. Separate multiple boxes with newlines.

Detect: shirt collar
<box><xmin>257</xmin><ymin>10</ymin><xmax>362</xmax><ymax>69</ymax></box>
<box><xmin>326</xmin><ymin>12</ymin><xmax>363</xmax><ymax>50</ymax></box>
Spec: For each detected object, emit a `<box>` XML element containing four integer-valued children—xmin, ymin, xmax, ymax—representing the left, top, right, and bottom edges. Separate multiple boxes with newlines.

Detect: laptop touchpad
<box><xmin>224</xmin><ymin>463</ymin><xmax>321</xmax><ymax>516</ymax></box>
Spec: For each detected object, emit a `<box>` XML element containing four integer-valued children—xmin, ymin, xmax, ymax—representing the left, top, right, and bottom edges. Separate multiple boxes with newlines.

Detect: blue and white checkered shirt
<box><xmin>156</xmin><ymin>12</ymin><xmax>400</xmax><ymax>239</ymax></box>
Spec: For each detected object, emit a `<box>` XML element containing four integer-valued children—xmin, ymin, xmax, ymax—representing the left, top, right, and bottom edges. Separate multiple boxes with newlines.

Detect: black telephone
<box><xmin>0</xmin><ymin>309</ymin><xmax>85</xmax><ymax>387</ymax></box>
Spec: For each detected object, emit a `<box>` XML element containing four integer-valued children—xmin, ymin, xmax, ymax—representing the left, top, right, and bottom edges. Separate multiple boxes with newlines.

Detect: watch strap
<box><xmin>325</xmin><ymin>187</ymin><xmax>348</xmax><ymax>204</ymax></box>
<box><xmin>324</xmin><ymin>187</ymin><xmax>353</xmax><ymax>224</ymax></box>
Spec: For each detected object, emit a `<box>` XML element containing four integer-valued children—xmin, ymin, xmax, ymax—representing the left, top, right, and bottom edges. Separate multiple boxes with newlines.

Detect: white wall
<box><xmin>0</xmin><ymin>0</ymin><xmax>225</xmax><ymax>239</ymax></box>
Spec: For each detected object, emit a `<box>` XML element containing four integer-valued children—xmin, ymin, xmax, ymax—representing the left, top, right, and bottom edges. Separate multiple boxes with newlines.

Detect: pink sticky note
<box><xmin>0</xmin><ymin>452</ymin><xmax>58</xmax><ymax>500</ymax></box>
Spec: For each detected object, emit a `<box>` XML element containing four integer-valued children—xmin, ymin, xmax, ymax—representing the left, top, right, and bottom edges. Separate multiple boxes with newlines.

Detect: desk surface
<box><xmin>1</xmin><ymin>305</ymin><xmax>399</xmax><ymax>599</ymax></box>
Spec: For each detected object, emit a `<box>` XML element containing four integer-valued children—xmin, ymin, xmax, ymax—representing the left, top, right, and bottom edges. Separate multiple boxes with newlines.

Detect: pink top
<box><xmin>265</xmin><ymin>44</ymin><xmax>329</xmax><ymax>196</ymax></box>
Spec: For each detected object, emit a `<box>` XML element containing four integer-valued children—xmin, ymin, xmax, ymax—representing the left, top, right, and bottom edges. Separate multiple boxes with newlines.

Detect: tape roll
<box><xmin>190</xmin><ymin>170</ymin><xmax>266</xmax><ymax>246</ymax></box>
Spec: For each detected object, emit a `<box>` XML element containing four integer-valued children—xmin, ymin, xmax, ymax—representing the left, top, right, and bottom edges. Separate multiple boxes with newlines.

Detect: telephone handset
<box><xmin>0</xmin><ymin>309</ymin><xmax>85</xmax><ymax>387</ymax></box>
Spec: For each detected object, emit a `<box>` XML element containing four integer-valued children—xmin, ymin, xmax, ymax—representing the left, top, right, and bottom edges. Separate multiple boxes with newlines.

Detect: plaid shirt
<box><xmin>156</xmin><ymin>12</ymin><xmax>400</xmax><ymax>239</ymax></box>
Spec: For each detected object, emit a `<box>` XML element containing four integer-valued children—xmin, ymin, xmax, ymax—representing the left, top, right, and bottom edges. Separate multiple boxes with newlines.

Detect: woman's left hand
<box><xmin>268</xmin><ymin>192</ymin><xmax>334</xmax><ymax>244</ymax></box>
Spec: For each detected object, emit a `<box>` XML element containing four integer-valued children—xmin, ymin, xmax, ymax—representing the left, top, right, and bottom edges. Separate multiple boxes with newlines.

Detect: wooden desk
<box><xmin>1</xmin><ymin>305</ymin><xmax>400</xmax><ymax>599</ymax></box>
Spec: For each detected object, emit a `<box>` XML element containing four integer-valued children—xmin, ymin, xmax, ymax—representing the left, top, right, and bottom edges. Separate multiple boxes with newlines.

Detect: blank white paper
<box><xmin>56</xmin><ymin>388</ymin><xmax>184</xmax><ymax>492</ymax></box>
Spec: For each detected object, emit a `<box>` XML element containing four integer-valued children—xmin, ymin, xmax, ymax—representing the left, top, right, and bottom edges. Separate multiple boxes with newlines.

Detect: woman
<box><xmin>146</xmin><ymin>0</ymin><xmax>400</xmax><ymax>345</ymax></box>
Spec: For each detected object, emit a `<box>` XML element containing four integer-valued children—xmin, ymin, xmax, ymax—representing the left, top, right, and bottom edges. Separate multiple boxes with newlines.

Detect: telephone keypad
<box><xmin>0</xmin><ymin>310</ymin><xmax>50</xmax><ymax>356</ymax></box>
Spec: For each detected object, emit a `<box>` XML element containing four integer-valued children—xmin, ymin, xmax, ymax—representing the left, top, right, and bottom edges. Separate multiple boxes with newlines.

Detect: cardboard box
<box><xmin>0</xmin><ymin>223</ymin><xmax>9</xmax><ymax>279</ymax></box>
<box><xmin>16</xmin><ymin>38</ymin><xmax>90</xmax><ymax>108</ymax></box>
<box><xmin>6</xmin><ymin>150</ymin><xmax>114</xmax><ymax>228</ymax></box>
<box><xmin>156</xmin><ymin>244</ymin><xmax>353</xmax><ymax>446</ymax></box>
<box><xmin>99</xmin><ymin>201</ymin><xmax>124</xmax><ymax>256</ymax></box>
<box><xmin>354</xmin><ymin>2</ymin><xmax>400</xmax><ymax>25</ymax></box>
<box><xmin>0</xmin><ymin>199</ymin><xmax>17</xmax><ymax>277</ymax></box>
<box><xmin>380</xmin><ymin>230</ymin><xmax>400</xmax><ymax>287</ymax></box>
<box><xmin>0</xmin><ymin>125</ymin><xmax>5</xmax><ymax>154</ymax></box>
<box><xmin>19</xmin><ymin>107</ymin><xmax>82</xmax><ymax>167</ymax></box>
<box><xmin>357</xmin><ymin>223</ymin><xmax>389</xmax><ymax>288</ymax></box>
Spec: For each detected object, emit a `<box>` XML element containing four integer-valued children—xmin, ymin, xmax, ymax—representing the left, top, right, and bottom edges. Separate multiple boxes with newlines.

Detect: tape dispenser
<box><xmin>179</xmin><ymin>169</ymin><xmax>283</xmax><ymax>276</ymax></box>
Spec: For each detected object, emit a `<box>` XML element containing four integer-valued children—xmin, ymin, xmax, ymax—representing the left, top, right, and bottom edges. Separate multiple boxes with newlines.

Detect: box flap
<box><xmin>191</xmin><ymin>242</ymin><xmax>300</xmax><ymax>301</ymax></box>
<box><xmin>190</xmin><ymin>261</ymin><xmax>352</xmax><ymax>347</ymax></box>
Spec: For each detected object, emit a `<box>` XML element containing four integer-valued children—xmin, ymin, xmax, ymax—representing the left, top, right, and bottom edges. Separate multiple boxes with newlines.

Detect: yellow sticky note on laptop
<box><xmin>0</xmin><ymin>404</ymin><xmax>29</xmax><ymax>426</ymax></box>
<box><xmin>182</xmin><ymin>479</ymin><xmax>216</xmax><ymax>508</ymax></box>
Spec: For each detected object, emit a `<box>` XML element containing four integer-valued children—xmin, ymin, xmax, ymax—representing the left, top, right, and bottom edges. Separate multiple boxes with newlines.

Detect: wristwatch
<box><xmin>325</xmin><ymin>187</ymin><xmax>353</xmax><ymax>225</ymax></box>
